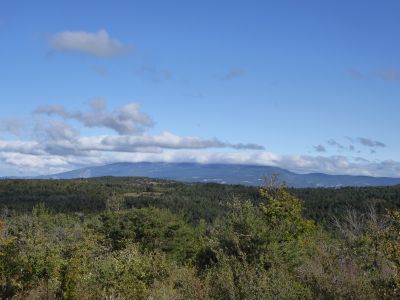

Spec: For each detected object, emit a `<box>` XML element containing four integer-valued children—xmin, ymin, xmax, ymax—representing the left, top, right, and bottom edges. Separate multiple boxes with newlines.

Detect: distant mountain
<box><xmin>0</xmin><ymin>176</ymin><xmax>29</xmax><ymax>180</ymax></box>
<box><xmin>39</xmin><ymin>162</ymin><xmax>400</xmax><ymax>188</ymax></box>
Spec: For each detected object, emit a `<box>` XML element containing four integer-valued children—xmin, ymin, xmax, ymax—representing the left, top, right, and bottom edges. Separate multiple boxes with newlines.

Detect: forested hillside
<box><xmin>1</xmin><ymin>178</ymin><xmax>400</xmax><ymax>298</ymax></box>
<box><xmin>1</xmin><ymin>177</ymin><xmax>400</xmax><ymax>223</ymax></box>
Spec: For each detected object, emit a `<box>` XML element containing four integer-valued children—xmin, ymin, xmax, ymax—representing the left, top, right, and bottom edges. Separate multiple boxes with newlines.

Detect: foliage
<box><xmin>1</xmin><ymin>177</ymin><xmax>400</xmax><ymax>298</ymax></box>
<box><xmin>98</xmin><ymin>207</ymin><xmax>205</xmax><ymax>264</ymax></box>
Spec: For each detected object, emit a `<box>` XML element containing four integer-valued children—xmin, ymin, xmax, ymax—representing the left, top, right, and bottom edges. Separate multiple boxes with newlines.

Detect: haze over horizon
<box><xmin>1</xmin><ymin>1</ymin><xmax>400</xmax><ymax>177</ymax></box>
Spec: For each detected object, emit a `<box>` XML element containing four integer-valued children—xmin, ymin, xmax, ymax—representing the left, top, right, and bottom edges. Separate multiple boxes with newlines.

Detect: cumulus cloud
<box><xmin>35</xmin><ymin>120</ymin><xmax>79</xmax><ymax>143</ymax></box>
<box><xmin>49</xmin><ymin>29</ymin><xmax>131</xmax><ymax>57</ymax></box>
<box><xmin>222</xmin><ymin>68</ymin><xmax>245</xmax><ymax>80</ymax></box>
<box><xmin>0</xmin><ymin>140</ymin><xmax>44</xmax><ymax>155</ymax></box>
<box><xmin>35</xmin><ymin>102</ymin><xmax>154</xmax><ymax>135</ymax></box>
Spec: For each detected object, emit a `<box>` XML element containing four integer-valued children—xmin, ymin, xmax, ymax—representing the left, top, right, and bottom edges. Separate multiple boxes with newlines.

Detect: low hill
<box><xmin>40</xmin><ymin>162</ymin><xmax>400</xmax><ymax>188</ymax></box>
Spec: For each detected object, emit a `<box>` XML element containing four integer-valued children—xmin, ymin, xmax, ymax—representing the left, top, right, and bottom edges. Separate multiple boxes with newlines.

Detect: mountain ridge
<box><xmin>38</xmin><ymin>162</ymin><xmax>400</xmax><ymax>188</ymax></box>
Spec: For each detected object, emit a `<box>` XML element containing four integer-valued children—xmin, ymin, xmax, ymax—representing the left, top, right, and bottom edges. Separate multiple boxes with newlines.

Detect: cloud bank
<box><xmin>0</xmin><ymin>100</ymin><xmax>398</xmax><ymax>177</ymax></box>
<box><xmin>0</xmin><ymin>100</ymin><xmax>271</xmax><ymax>175</ymax></box>
<box><xmin>1</xmin><ymin>143</ymin><xmax>400</xmax><ymax>178</ymax></box>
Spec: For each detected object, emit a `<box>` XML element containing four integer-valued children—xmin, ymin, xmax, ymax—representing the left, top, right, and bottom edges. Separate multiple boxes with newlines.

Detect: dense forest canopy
<box><xmin>1</xmin><ymin>177</ymin><xmax>399</xmax><ymax>223</ymax></box>
<box><xmin>1</xmin><ymin>177</ymin><xmax>400</xmax><ymax>299</ymax></box>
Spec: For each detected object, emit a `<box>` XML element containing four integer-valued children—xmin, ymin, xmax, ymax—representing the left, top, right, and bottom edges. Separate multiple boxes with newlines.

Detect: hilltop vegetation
<box><xmin>1</xmin><ymin>177</ymin><xmax>400</xmax><ymax>223</ymax></box>
<box><xmin>1</xmin><ymin>177</ymin><xmax>400</xmax><ymax>299</ymax></box>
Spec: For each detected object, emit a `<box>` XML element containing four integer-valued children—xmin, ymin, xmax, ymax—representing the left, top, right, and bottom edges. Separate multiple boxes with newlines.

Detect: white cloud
<box><xmin>49</xmin><ymin>29</ymin><xmax>131</xmax><ymax>57</ymax></box>
<box><xmin>2</xmin><ymin>145</ymin><xmax>400</xmax><ymax>178</ymax></box>
<box><xmin>0</xmin><ymin>100</ymin><xmax>268</xmax><ymax>174</ymax></box>
<box><xmin>0</xmin><ymin>132</ymin><xmax>264</xmax><ymax>159</ymax></box>
<box><xmin>1</xmin><ymin>101</ymin><xmax>397</xmax><ymax>177</ymax></box>
<box><xmin>0</xmin><ymin>152</ymin><xmax>69</xmax><ymax>171</ymax></box>
<box><xmin>35</xmin><ymin>120</ymin><xmax>79</xmax><ymax>142</ymax></box>
<box><xmin>101</xmin><ymin>132</ymin><xmax>265</xmax><ymax>151</ymax></box>
<box><xmin>0</xmin><ymin>140</ymin><xmax>43</xmax><ymax>155</ymax></box>
<box><xmin>35</xmin><ymin>102</ymin><xmax>154</xmax><ymax>135</ymax></box>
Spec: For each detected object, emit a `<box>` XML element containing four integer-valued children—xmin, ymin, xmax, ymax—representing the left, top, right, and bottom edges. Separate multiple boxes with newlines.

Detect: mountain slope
<box><xmin>40</xmin><ymin>162</ymin><xmax>400</xmax><ymax>188</ymax></box>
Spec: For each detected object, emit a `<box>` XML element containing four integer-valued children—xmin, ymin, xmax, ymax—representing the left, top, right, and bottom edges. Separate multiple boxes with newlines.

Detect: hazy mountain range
<box><xmin>39</xmin><ymin>162</ymin><xmax>400</xmax><ymax>188</ymax></box>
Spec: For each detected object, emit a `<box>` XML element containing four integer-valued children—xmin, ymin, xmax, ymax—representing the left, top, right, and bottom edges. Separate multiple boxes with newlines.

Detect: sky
<box><xmin>0</xmin><ymin>0</ymin><xmax>400</xmax><ymax>177</ymax></box>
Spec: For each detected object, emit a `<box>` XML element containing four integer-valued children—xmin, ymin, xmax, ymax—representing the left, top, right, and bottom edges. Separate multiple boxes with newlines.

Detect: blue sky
<box><xmin>0</xmin><ymin>0</ymin><xmax>400</xmax><ymax>176</ymax></box>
